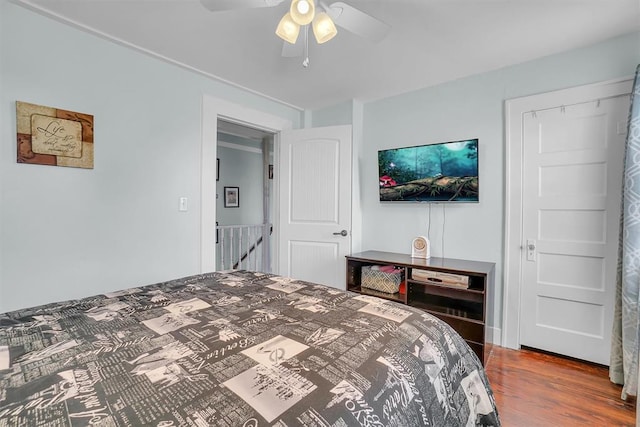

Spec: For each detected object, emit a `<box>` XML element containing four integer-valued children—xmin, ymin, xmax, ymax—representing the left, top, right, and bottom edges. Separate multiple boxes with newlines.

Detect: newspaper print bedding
<box><xmin>0</xmin><ymin>271</ymin><xmax>500</xmax><ymax>426</ymax></box>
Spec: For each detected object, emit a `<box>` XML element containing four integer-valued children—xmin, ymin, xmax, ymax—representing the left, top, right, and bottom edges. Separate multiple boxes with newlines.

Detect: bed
<box><xmin>0</xmin><ymin>271</ymin><xmax>500</xmax><ymax>426</ymax></box>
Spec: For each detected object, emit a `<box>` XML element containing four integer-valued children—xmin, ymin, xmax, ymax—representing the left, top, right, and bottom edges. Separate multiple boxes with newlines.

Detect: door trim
<box><xmin>201</xmin><ymin>95</ymin><xmax>293</xmax><ymax>273</ymax></box>
<box><xmin>502</xmin><ymin>78</ymin><xmax>633</xmax><ymax>349</ymax></box>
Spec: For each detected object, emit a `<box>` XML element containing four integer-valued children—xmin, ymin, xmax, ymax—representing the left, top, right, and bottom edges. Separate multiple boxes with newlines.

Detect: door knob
<box><xmin>526</xmin><ymin>239</ymin><xmax>536</xmax><ymax>262</ymax></box>
<box><xmin>333</xmin><ymin>230</ymin><xmax>348</xmax><ymax>236</ymax></box>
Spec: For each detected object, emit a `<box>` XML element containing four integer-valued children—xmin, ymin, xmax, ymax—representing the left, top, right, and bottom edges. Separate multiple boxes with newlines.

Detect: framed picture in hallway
<box><xmin>224</xmin><ymin>186</ymin><xmax>239</xmax><ymax>208</ymax></box>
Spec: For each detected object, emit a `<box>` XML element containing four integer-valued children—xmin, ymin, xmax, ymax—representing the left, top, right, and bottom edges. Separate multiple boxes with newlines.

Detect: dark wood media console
<box><xmin>346</xmin><ymin>250</ymin><xmax>495</xmax><ymax>365</ymax></box>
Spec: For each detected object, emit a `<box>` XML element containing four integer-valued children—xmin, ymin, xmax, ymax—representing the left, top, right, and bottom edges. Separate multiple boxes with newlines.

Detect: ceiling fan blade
<box><xmin>327</xmin><ymin>1</ymin><xmax>390</xmax><ymax>43</ymax></box>
<box><xmin>200</xmin><ymin>0</ymin><xmax>285</xmax><ymax>12</ymax></box>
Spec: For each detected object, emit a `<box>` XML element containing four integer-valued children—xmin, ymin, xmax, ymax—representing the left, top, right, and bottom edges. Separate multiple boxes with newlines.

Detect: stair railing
<box><xmin>216</xmin><ymin>223</ymin><xmax>272</xmax><ymax>272</ymax></box>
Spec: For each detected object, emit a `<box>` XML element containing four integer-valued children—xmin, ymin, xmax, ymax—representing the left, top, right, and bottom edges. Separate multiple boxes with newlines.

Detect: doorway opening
<box><xmin>216</xmin><ymin>119</ymin><xmax>275</xmax><ymax>272</ymax></box>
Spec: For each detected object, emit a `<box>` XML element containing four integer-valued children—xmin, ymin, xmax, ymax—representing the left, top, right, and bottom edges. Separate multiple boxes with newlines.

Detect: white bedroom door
<box><xmin>277</xmin><ymin>125</ymin><xmax>352</xmax><ymax>289</ymax></box>
<box><xmin>520</xmin><ymin>95</ymin><xmax>628</xmax><ymax>364</ymax></box>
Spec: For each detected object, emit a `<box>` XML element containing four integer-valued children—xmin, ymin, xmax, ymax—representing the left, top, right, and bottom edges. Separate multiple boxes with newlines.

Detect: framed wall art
<box><xmin>224</xmin><ymin>186</ymin><xmax>239</xmax><ymax>208</ymax></box>
<box><xmin>16</xmin><ymin>101</ymin><xmax>94</xmax><ymax>169</ymax></box>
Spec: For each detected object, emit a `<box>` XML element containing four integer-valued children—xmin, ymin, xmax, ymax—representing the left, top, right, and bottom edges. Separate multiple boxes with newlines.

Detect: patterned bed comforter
<box><xmin>0</xmin><ymin>271</ymin><xmax>500</xmax><ymax>426</ymax></box>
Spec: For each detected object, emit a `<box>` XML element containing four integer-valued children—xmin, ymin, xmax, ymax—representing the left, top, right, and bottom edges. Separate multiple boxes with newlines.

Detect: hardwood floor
<box><xmin>485</xmin><ymin>346</ymin><xmax>636</xmax><ymax>426</ymax></box>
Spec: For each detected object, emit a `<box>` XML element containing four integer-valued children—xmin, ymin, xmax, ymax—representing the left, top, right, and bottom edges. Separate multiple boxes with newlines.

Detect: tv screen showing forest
<box><xmin>378</xmin><ymin>139</ymin><xmax>479</xmax><ymax>202</ymax></box>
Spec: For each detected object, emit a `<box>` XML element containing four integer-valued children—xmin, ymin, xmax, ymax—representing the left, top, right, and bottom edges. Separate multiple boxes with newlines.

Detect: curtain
<box><xmin>610</xmin><ymin>64</ymin><xmax>640</xmax><ymax>400</ymax></box>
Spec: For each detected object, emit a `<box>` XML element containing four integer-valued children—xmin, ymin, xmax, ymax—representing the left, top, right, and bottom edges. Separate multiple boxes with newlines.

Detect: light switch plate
<box><xmin>179</xmin><ymin>197</ymin><xmax>188</xmax><ymax>212</ymax></box>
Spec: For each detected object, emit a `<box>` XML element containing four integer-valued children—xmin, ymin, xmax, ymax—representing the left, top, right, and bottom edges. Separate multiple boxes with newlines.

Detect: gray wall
<box><xmin>358</xmin><ymin>31</ymin><xmax>640</xmax><ymax>337</ymax></box>
<box><xmin>0</xmin><ymin>1</ymin><xmax>301</xmax><ymax>312</ymax></box>
<box><xmin>2</xmin><ymin>0</ymin><xmax>639</xmax><ymax>339</ymax></box>
<box><xmin>215</xmin><ymin>140</ymin><xmax>265</xmax><ymax>227</ymax></box>
<box><xmin>312</xmin><ymin>101</ymin><xmax>354</xmax><ymax>127</ymax></box>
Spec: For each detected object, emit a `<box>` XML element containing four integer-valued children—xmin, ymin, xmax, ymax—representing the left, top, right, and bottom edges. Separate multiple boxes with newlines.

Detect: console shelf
<box><xmin>346</xmin><ymin>250</ymin><xmax>494</xmax><ymax>365</ymax></box>
<box><xmin>347</xmin><ymin>285</ymin><xmax>404</xmax><ymax>304</ymax></box>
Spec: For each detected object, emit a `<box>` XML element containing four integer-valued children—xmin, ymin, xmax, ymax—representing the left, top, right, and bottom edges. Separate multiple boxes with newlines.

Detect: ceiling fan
<box><xmin>200</xmin><ymin>0</ymin><xmax>390</xmax><ymax>67</ymax></box>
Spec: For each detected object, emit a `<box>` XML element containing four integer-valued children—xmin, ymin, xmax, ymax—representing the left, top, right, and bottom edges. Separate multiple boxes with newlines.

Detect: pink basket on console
<box><xmin>361</xmin><ymin>265</ymin><xmax>403</xmax><ymax>294</ymax></box>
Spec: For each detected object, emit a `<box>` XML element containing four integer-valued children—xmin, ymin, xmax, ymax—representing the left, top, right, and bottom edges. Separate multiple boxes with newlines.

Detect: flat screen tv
<box><xmin>378</xmin><ymin>138</ymin><xmax>479</xmax><ymax>202</ymax></box>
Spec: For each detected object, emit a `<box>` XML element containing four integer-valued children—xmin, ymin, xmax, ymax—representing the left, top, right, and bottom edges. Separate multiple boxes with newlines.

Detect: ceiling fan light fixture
<box><xmin>290</xmin><ymin>0</ymin><xmax>315</xmax><ymax>25</ymax></box>
<box><xmin>312</xmin><ymin>12</ymin><xmax>337</xmax><ymax>44</ymax></box>
<box><xmin>276</xmin><ymin>12</ymin><xmax>300</xmax><ymax>44</ymax></box>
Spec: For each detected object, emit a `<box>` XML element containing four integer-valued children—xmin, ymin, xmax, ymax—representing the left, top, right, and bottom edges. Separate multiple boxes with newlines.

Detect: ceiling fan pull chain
<box><xmin>303</xmin><ymin>25</ymin><xmax>310</xmax><ymax>68</ymax></box>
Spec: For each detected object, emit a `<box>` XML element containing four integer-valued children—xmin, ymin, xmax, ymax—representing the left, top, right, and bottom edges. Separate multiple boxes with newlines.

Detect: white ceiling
<box><xmin>14</xmin><ymin>0</ymin><xmax>640</xmax><ymax>110</ymax></box>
